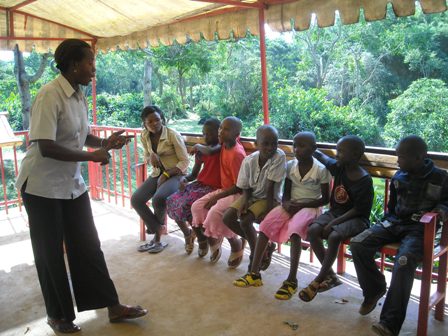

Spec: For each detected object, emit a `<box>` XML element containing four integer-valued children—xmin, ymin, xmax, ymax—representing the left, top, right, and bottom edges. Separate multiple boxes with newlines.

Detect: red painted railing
<box><xmin>0</xmin><ymin>130</ymin><xmax>29</xmax><ymax>214</ymax></box>
<box><xmin>0</xmin><ymin>127</ymin><xmax>143</xmax><ymax>213</ymax></box>
<box><xmin>88</xmin><ymin>126</ymin><xmax>143</xmax><ymax>206</ymax></box>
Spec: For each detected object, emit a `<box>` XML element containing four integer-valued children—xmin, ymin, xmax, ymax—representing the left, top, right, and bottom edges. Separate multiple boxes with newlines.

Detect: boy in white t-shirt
<box><xmin>233</xmin><ymin>132</ymin><xmax>331</xmax><ymax>301</ymax></box>
<box><xmin>223</xmin><ymin>125</ymin><xmax>286</xmax><ymax>269</ymax></box>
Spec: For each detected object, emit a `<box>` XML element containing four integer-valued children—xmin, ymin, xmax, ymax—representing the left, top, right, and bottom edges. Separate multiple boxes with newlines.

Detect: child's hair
<box><xmin>203</xmin><ymin>117</ymin><xmax>221</xmax><ymax>131</ymax></box>
<box><xmin>256</xmin><ymin>125</ymin><xmax>279</xmax><ymax>141</ymax></box>
<box><xmin>398</xmin><ymin>135</ymin><xmax>427</xmax><ymax>156</ymax></box>
<box><xmin>223</xmin><ymin>116</ymin><xmax>242</xmax><ymax>136</ymax></box>
<box><xmin>294</xmin><ymin>131</ymin><xmax>316</xmax><ymax>145</ymax></box>
<box><xmin>340</xmin><ymin>135</ymin><xmax>365</xmax><ymax>158</ymax></box>
<box><xmin>54</xmin><ymin>39</ymin><xmax>91</xmax><ymax>73</ymax></box>
<box><xmin>140</xmin><ymin>105</ymin><xmax>166</xmax><ymax>125</ymax></box>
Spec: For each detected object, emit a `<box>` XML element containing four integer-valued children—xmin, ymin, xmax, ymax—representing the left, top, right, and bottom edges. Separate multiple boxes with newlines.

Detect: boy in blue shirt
<box><xmin>351</xmin><ymin>135</ymin><xmax>448</xmax><ymax>336</ymax></box>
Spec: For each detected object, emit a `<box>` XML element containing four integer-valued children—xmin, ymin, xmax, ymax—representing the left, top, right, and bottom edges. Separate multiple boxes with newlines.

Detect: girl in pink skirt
<box><xmin>233</xmin><ymin>132</ymin><xmax>331</xmax><ymax>300</ymax></box>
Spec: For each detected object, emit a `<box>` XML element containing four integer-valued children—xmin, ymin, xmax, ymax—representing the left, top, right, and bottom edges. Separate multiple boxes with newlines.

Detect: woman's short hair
<box><xmin>141</xmin><ymin>105</ymin><xmax>166</xmax><ymax>125</ymax></box>
<box><xmin>54</xmin><ymin>39</ymin><xmax>91</xmax><ymax>73</ymax></box>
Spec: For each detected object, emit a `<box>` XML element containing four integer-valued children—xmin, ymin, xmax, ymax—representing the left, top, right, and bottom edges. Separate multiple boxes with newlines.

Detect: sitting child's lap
<box><xmin>167</xmin><ymin>182</ymin><xmax>216</xmax><ymax>223</ymax></box>
<box><xmin>229</xmin><ymin>197</ymin><xmax>272</xmax><ymax>220</ymax></box>
<box><xmin>260</xmin><ymin>206</ymin><xmax>321</xmax><ymax>243</ymax></box>
<box><xmin>313</xmin><ymin>211</ymin><xmax>369</xmax><ymax>239</ymax></box>
<box><xmin>203</xmin><ymin>194</ymin><xmax>241</xmax><ymax>239</ymax></box>
<box><xmin>191</xmin><ymin>189</ymin><xmax>223</xmax><ymax>227</ymax></box>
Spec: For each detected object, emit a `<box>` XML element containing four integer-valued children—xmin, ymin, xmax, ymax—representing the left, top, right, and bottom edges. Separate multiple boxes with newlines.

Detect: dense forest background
<box><xmin>1</xmin><ymin>7</ymin><xmax>448</xmax><ymax>152</ymax></box>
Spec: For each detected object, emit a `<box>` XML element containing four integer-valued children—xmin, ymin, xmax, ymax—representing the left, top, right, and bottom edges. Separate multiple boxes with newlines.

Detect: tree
<box><xmin>13</xmin><ymin>44</ymin><xmax>51</xmax><ymax>129</ymax></box>
<box><xmin>152</xmin><ymin>40</ymin><xmax>212</xmax><ymax>112</ymax></box>
<box><xmin>383</xmin><ymin>78</ymin><xmax>448</xmax><ymax>151</ymax></box>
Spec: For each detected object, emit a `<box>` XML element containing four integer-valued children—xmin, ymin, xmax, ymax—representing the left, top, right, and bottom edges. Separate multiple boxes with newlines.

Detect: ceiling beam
<box><xmin>9</xmin><ymin>0</ymin><xmax>37</xmax><ymax>11</ymax></box>
<box><xmin>13</xmin><ymin>9</ymin><xmax>97</xmax><ymax>38</ymax></box>
<box><xmin>193</xmin><ymin>0</ymin><xmax>265</xmax><ymax>9</ymax></box>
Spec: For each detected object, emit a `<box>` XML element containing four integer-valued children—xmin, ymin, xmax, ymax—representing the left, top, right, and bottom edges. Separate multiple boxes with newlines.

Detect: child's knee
<box><xmin>240</xmin><ymin>214</ymin><xmax>255</xmax><ymax>230</ymax></box>
<box><xmin>307</xmin><ymin>223</ymin><xmax>321</xmax><ymax>239</ymax></box>
<box><xmin>223</xmin><ymin>208</ymin><xmax>238</xmax><ymax>225</ymax></box>
<box><xmin>328</xmin><ymin>230</ymin><xmax>343</xmax><ymax>245</ymax></box>
<box><xmin>395</xmin><ymin>252</ymin><xmax>419</xmax><ymax>271</ymax></box>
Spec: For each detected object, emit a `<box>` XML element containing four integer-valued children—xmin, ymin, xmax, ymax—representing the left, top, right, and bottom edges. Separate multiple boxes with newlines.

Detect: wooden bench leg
<box><xmin>435</xmin><ymin>251</ymin><xmax>447</xmax><ymax>321</ymax></box>
<box><xmin>417</xmin><ymin>214</ymin><xmax>437</xmax><ymax>336</ymax></box>
<box><xmin>140</xmin><ymin>218</ymin><xmax>146</xmax><ymax>241</ymax></box>
<box><xmin>337</xmin><ymin>243</ymin><xmax>346</xmax><ymax>275</ymax></box>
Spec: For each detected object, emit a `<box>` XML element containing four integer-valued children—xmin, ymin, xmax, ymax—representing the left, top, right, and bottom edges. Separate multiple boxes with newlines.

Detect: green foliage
<box><xmin>370</xmin><ymin>186</ymin><xmax>385</xmax><ymax>224</ymax></box>
<box><xmin>91</xmin><ymin>92</ymin><xmax>144</xmax><ymax>127</ymax></box>
<box><xmin>95</xmin><ymin>49</ymin><xmax>146</xmax><ymax>94</ymax></box>
<box><xmin>384</xmin><ymin>78</ymin><xmax>448</xmax><ymax>151</ymax></box>
<box><xmin>152</xmin><ymin>87</ymin><xmax>185</xmax><ymax>122</ymax></box>
<box><xmin>269</xmin><ymin>85</ymin><xmax>381</xmax><ymax>143</ymax></box>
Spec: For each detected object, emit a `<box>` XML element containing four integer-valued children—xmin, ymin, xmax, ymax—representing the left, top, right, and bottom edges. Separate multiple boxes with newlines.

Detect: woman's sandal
<box><xmin>47</xmin><ymin>318</ymin><xmax>81</xmax><ymax>334</ymax></box>
<box><xmin>298</xmin><ymin>280</ymin><xmax>320</xmax><ymax>302</ymax></box>
<box><xmin>275</xmin><ymin>280</ymin><xmax>298</xmax><ymax>300</ymax></box>
<box><xmin>109</xmin><ymin>305</ymin><xmax>148</xmax><ymax>323</ymax></box>
<box><xmin>227</xmin><ymin>239</ymin><xmax>246</xmax><ymax>269</ymax></box>
<box><xmin>197</xmin><ymin>239</ymin><xmax>209</xmax><ymax>258</ymax></box>
<box><xmin>209</xmin><ymin>238</ymin><xmax>223</xmax><ymax>263</ymax></box>
<box><xmin>184</xmin><ymin>230</ymin><xmax>196</xmax><ymax>255</ymax></box>
<box><xmin>318</xmin><ymin>274</ymin><xmax>342</xmax><ymax>293</ymax></box>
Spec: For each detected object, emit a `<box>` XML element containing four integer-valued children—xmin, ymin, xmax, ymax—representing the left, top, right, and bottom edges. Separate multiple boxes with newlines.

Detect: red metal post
<box><xmin>258</xmin><ymin>5</ymin><xmax>269</xmax><ymax>124</ymax></box>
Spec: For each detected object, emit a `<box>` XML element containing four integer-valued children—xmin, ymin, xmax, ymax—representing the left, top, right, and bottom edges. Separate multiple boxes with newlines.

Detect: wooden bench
<box><xmin>135</xmin><ymin>132</ymin><xmax>448</xmax><ymax>336</ymax></box>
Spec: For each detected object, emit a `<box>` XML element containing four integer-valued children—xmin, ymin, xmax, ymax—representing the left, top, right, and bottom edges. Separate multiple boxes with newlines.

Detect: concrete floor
<box><xmin>0</xmin><ymin>200</ymin><xmax>447</xmax><ymax>336</ymax></box>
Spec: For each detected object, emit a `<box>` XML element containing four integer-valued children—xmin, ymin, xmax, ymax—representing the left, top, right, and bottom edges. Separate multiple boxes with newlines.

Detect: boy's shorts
<box><xmin>313</xmin><ymin>211</ymin><xmax>369</xmax><ymax>239</ymax></box>
<box><xmin>230</xmin><ymin>197</ymin><xmax>275</xmax><ymax>220</ymax></box>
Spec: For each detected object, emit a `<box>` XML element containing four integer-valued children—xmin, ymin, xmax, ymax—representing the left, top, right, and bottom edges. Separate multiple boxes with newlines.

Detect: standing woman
<box><xmin>132</xmin><ymin>105</ymin><xmax>189</xmax><ymax>253</ymax></box>
<box><xmin>16</xmin><ymin>39</ymin><xmax>147</xmax><ymax>333</ymax></box>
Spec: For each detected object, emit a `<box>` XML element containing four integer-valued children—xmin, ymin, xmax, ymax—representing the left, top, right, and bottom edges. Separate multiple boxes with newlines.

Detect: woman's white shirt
<box><xmin>16</xmin><ymin>75</ymin><xmax>89</xmax><ymax>199</ymax></box>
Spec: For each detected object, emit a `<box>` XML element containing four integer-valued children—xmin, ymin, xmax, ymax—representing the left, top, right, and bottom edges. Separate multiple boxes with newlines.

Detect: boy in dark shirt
<box><xmin>351</xmin><ymin>135</ymin><xmax>448</xmax><ymax>336</ymax></box>
<box><xmin>299</xmin><ymin>135</ymin><xmax>374</xmax><ymax>302</ymax></box>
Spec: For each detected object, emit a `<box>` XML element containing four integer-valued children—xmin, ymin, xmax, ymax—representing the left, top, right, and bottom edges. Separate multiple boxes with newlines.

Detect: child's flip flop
<box><xmin>209</xmin><ymin>238</ymin><xmax>223</xmax><ymax>263</ymax></box>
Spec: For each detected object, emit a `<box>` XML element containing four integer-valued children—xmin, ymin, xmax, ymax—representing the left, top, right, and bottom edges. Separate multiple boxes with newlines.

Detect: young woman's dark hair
<box><xmin>141</xmin><ymin>105</ymin><xmax>166</xmax><ymax>125</ymax></box>
<box><xmin>54</xmin><ymin>39</ymin><xmax>91</xmax><ymax>73</ymax></box>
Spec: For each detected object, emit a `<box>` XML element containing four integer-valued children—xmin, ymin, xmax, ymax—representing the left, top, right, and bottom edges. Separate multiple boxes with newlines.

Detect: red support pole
<box><xmin>258</xmin><ymin>4</ymin><xmax>269</xmax><ymax>125</ymax></box>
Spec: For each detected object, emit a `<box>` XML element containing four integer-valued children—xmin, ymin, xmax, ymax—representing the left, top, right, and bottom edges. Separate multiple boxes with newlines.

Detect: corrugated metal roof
<box><xmin>0</xmin><ymin>0</ymin><xmax>446</xmax><ymax>52</ymax></box>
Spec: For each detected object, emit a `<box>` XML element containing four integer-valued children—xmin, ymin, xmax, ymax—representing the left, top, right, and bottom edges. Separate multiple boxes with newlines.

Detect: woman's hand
<box><xmin>91</xmin><ymin>148</ymin><xmax>111</xmax><ymax>165</ymax></box>
<box><xmin>105</xmin><ymin>130</ymin><xmax>134</xmax><ymax>150</ymax></box>
<box><xmin>157</xmin><ymin>173</ymin><xmax>168</xmax><ymax>187</ymax></box>
<box><xmin>149</xmin><ymin>153</ymin><xmax>161</xmax><ymax>168</ymax></box>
